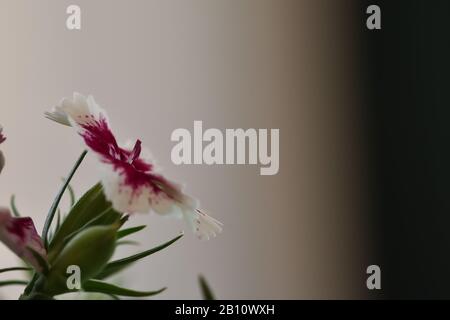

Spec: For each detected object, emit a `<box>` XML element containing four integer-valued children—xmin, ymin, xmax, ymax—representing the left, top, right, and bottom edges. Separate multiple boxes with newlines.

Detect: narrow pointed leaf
<box><xmin>96</xmin><ymin>233</ymin><xmax>183</xmax><ymax>279</ymax></box>
<box><xmin>199</xmin><ymin>275</ymin><xmax>215</xmax><ymax>300</ymax></box>
<box><xmin>116</xmin><ymin>240</ymin><xmax>140</xmax><ymax>247</ymax></box>
<box><xmin>55</xmin><ymin>210</ymin><xmax>62</xmax><ymax>232</ymax></box>
<box><xmin>0</xmin><ymin>280</ymin><xmax>28</xmax><ymax>287</ymax></box>
<box><xmin>67</xmin><ymin>183</ymin><xmax>76</xmax><ymax>207</ymax></box>
<box><xmin>10</xmin><ymin>194</ymin><xmax>20</xmax><ymax>217</ymax></box>
<box><xmin>0</xmin><ymin>267</ymin><xmax>31</xmax><ymax>274</ymax></box>
<box><xmin>23</xmin><ymin>273</ymin><xmax>38</xmax><ymax>295</ymax></box>
<box><xmin>43</xmin><ymin>150</ymin><xmax>87</xmax><ymax>248</ymax></box>
<box><xmin>117</xmin><ymin>225</ymin><xmax>146</xmax><ymax>240</ymax></box>
<box><xmin>83</xmin><ymin>280</ymin><xmax>166</xmax><ymax>297</ymax></box>
<box><xmin>119</xmin><ymin>215</ymin><xmax>129</xmax><ymax>227</ymax></box>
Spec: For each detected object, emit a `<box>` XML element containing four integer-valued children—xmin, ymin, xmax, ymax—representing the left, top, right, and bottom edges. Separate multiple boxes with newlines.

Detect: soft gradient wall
<box><xmin>0</xmin><ymin>0</ymin><xmax>369</xmax><ymax>299</ymax></box>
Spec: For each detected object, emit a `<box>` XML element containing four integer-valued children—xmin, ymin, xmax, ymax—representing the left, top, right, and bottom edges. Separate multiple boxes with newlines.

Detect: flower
<box><xmin>0</xmin><ymin>125</ymin><xmax>5</xmax><ymax>174</ymax></box>
<box><xmin>0</xmin><ymin>207</ymin><xmax>47</xmax><ymax>272</ymax></box>
<box><xmin>45</xmin><ymin>93</ymin><xmax>105</xmax><ymax>127</ymax></box>
<box><xmin>47</xmin><ymin>93</ymin><xmax>223</xmax><ymax>240</ymax></box>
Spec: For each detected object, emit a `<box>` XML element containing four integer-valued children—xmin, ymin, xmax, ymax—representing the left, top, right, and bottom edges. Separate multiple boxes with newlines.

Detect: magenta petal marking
<box><xmin>76</xmin><ymin>114</ymin><xmax>183</xmax><ymax>212</ymax></box>
<box><xmin>80</xmin><ymin>116</ymin><xmax>121</xmax><ymax>162</ymax></box>
<box><xmin>129</xmin><ymin>140</ymin><xmax>142</xmax><ymax>163</ymax></box>
<box><xmin>0</xmin><ymin>208</ymin><xmax>47</xmax><ymax>271</ymax></box>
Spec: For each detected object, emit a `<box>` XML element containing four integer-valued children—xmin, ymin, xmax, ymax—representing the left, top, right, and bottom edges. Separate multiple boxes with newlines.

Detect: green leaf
<box><xmin>83</xmin><ymin>280</ymin><xmax>166</xmax><ymax>297</ymax></box>
<box><xmin>0</xmin><ymin>267</ymin><xmax>31</xmax><ymax>274</ymax></box>
<box><xmin>119</xmin><ymin>215</ymin><xmax>129</xmax><ymax>227</ymax></box>
<box><xmin>117</xmin><ymin>225</ymin><xmax>146</xmax><ymax>239</ymax></box>
<box><xmin>48</xmin><ymin>183</ymin><xmax>121</xmax><ymax>262</ymax></box>
<box><xmin>43</xmin><ymin>150</ymin><xmax>87</xmax><ymax>248</ymax></box>
<box><xmin>116</xmin><ymin>240</ymin><xmax>140</xmax><ymax>247</ymax></box>
<box><xmin>43</xmin><ymin>224</ymin><xmax>118</xmax><ymax>296</ymax></box>
<box><xmin>96</xmin><ymin>233</ymin><xmax>183</xmax><ymax>279</ymax></box>
<box><xmin>59</xmin><ymin>207</ymin><xmax>120</xmax><ymax>248</ymax></box>
<box><xmin>199</xmin><ymin>275</ymin><xmax>215</xmax><ymax>300</ymax></box>
<box><xmin>55</xmin><ymin>210</ymin><xmax>62</xmax><ymax>232</ymax></box>
<box><xmin>0</xmin><ymin>280</ymin><xmax>28</xmax><ymax>287</ymax></box>
<box><xmin>10</xmin><ymin>194</ymin><xmax>20</xmax><ymax>217</ymax></box>
<box><xmin>50</xmin><ymin>184</ymin><xmax>112</xmax><ymax>244</ymax></box>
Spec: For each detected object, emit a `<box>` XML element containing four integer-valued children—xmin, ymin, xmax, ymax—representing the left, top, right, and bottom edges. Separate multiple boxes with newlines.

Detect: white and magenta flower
<box><xmin>0</xmin><ymin>125</ymin><xmax>6</xmax><ymax>174</ymax></box>
<box><xmin>46</xmin><ymin>93</ymin><xmax>223</xmax><ymax>240</ymax></box>
<box><xmin>0</xmin><ymin>207</ymin><xmax>47</xmax><ymax>271</ymax></box>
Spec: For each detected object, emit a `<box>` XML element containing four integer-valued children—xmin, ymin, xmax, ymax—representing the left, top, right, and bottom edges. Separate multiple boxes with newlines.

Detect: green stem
<box><xmin>42</xmin><ymin>150</ymin><xmax>88</xmax><ymax>248</ymax></box>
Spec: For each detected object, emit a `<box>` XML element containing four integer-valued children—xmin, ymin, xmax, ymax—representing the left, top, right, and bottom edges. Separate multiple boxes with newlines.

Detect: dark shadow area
<box><xmin>362</xmin><ymin>0</ymin><xmax>450</xmax><ymax>298</ymax></box>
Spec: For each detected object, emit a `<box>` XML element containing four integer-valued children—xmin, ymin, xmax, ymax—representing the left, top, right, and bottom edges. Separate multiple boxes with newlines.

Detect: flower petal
<box><xmin>63</xmin><ymin>93</ymin><xmax>109</xmax><ymax>127</ymax></box>
<box><xmin>152</xmin><ymin>179</ymin><xmax>223</xmax><ymax>240</ymax></box>
<box><xmin>45</xmin><ymin>92</ymin><xmax>108</xmax><ymax>128</ymax></box>
<box><xmin>100</xmin><ymin>160</ymin><xmax>167</xmax><ymax>214</ymax></box>
<box><xmin>0</xmin><ymin>125</ymin><xmax>5</xmax><ymax>144</ymax></box>
<box><xmin>101</xmin><ymin>162</ymin><xmax>223</xmax><ymax>240</ymax></box>
<box><xmin>188</xmin><ymin>209</ymin><xmax>224</xmax><ymax>241</ymax></box>
<box><xmin>44</xmin><ymin>105</ymin><xmax>71</xmax><ymax>126</ymax></box>
<box><xmin>0</xmin><ymin>207</ymin><xmax>47</xmax><ymax>271</ymax></box>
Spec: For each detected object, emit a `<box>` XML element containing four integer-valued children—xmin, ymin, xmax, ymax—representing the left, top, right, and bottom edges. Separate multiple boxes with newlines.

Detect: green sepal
<box><xmin>117</xmin><ymin>225</ymin><xmax>146</xmax><ymax>239</ymax></box>
<box><xmin>48</xmin><ymin>183</ymin><xmax>121</xmax><ymax>262</ymax></box>
<box><xmin>42</xmin><ymin>224</ymin><xmax>119</xmax><ymax>296</ymax></box>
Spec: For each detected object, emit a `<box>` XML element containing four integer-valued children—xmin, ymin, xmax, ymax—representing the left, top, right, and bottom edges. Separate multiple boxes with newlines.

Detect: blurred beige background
<box><xmin>0</xmin><ymin>0</ymin><xmax>369</xmax><ymax>299</ymax></box>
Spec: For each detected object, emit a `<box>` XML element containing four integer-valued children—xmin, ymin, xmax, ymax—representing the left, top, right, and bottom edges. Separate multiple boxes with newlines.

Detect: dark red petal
<box><xmin>0</xmin><ymin>209</ymin><xmax>47</xmax><ymax>271</ymax></box>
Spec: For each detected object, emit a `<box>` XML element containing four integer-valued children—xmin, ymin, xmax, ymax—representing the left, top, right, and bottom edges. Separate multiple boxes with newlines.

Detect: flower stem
<box><xmin>42</xmin><ymin>150</ymin><xmax>88</xmax><ymax>248</ymax></box>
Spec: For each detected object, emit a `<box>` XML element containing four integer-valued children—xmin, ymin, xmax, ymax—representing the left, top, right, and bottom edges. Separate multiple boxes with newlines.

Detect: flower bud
<box><xmin>48</xmin><ymin>183</ymin><xmax>121</xmax><ymax>262</ymax></box>
<box><xmin>41</xmin><ymin>224</ymin><xmax>118</xmax><ymax>295</ymax></box>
